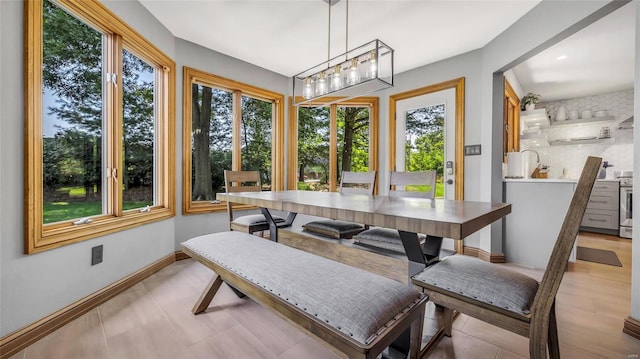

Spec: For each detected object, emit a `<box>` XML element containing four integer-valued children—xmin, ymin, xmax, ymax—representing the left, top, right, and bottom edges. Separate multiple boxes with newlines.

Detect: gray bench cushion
<box><xmin>302</xmin><ymin>220</ymin><xmax>364</xmax><ymax>239</ymax></box>
<box><xmin>412</xmin><ymin>255</ymin><xmax>539</xmax><ymax>315</ymax></box>
<box><xmin>182</xmin><ymin>232</ymin><xmax>423</xmax><ymax>344</ymax></box>
<box><xmin>232</xmin><ymin>213</ymin><xmax>285</xmax><ymax>226</ymax></box>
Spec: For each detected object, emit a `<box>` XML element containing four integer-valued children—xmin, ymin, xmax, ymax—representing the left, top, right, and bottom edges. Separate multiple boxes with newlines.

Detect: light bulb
<box><xmin>330</xmin><ymin>65</ymin><xmax>342</xmax><ymax>91</ymax></box>
<box><xmin>302</xmin><ymin>77</ymin><xmax>314</xmax><ymax>99</ymax></box>
<box><xmin>347</xmin><ymin>58</ymin><xmax>360</xmax><ymax>85</ymax></box>
<box><xmin>316</xmin><ymin>71</ymin><xmax>327</xmax><ymax>96</ymax></box>
<box><xmin>366</xmin><ymin>50</ymin><xmax>377</xmax><ymax>79</ymax></box>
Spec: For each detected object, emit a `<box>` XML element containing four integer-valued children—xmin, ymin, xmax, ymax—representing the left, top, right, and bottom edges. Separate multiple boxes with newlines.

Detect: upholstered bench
<box><xmin>182</xmin><ymin>231</ymin><xmax>427</xmax><ymax>359</ymax></box>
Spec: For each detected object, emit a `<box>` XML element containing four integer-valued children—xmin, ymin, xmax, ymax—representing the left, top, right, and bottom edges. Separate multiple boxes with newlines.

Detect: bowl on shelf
<box><xmin>595</xmin><ymin>110</ymin><xmax>607</xmax><ymax>118</ymax></box>
<box><xmin>568</xmin><ymin>110</ymin><xmax>579</xmax><ymax>120</ymax></box>
<box><xmin>522</xmin><ymin>127</ymin><xmax>540</xmax><ymax>134</ymax></box>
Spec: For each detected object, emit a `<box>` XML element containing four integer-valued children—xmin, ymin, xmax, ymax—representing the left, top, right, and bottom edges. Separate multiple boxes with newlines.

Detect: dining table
<box><xmin>216</xmin><ymin>190</ymin><xmax>511</xmax><ymax>275</ymax></box>
<box><xmin>216</xmin><ymin>190</ymin><xmax>511</xmax><ymax>356</ymax></box>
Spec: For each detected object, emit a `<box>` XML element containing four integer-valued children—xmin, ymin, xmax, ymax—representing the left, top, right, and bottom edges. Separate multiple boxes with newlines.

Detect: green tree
<box><xmin>43</xmin><ymin>0</ymin><xmax>102</xmax><ymax>198</ymax></box>
<box><xmin>297</xmin><ymin>107</ymin><xmax>330</xmax><ymax>184</ymax></box>
<box><xmin>405</xmin><ymin>105</ymin><xmax>445</xmax><ymax>176</ymax></box>
<box><xmin>209</xmin><ymin>90</ymin><xmax>233</xmax><ymax>195</ymax></box>
<box><xmin>191</xmin><ymin>86</ymin><xmax>233</xmax><ymax>200</ymax></box>
<box><xmin>42</xmin><ymin>0</ymin><xmax>155</xmax><ymax>202</ymax></box>
<box><xmin>337</xmin><ymin>107</ymin><xmax>369</xmax><ymax>174</ymax></box>
<box><xmin>122</xmin><ymin>50</ymin><xmax>155</xmax><ymax>202</ymax></box>
<box><xmin>241</xmin><ymin>97</ymin><xmax>273</xmax><ymax>186</ymax></box>
<box><xmin>191</xmin><ymin>84</ymin><xmax>214</xmax><ymax>201</ymax></box>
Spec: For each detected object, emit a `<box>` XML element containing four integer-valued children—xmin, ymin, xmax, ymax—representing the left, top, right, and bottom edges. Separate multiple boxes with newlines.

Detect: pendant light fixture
<box><xmin>292</xmin><ymin>0</ymin><xmax>393</xmax><ymax>107</ymax></box>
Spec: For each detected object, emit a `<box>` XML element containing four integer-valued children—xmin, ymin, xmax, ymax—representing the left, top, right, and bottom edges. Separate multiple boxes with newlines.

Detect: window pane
<box><xmin>337</xmin><ymin>106</ymin><xmax>370</xmax><ymax>185</ymax></box>
<box><xmin>191</xmin><ymin>85</ymin><xmax>233</xmax><ymax>201</ymax></box>
<box><xmin>241</xmin><ymin>96</ymin><xmax>273</xmax><ymax>189</ymax></box>
<box><xmin>122</xmin><ymin>50</ymin><xmax>155</xmax><ymax>210</ymax></box>
<box><xmin>405</xmin><ymin>104</ymin><xmax>445</xmax><ymax>197</ymax></box>
<box><xmin>42</xmin><ymin>0</ymin><xmax>104</xmax><ymax>224</ymax></box>
<box><xmin>297</xmin><ymin>107</ymin><xmax>330</xmax><ymax>191</ymax></box>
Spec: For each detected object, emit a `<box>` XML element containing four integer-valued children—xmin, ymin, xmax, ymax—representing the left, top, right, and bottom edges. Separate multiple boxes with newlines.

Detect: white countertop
<box><xmin>504</xmin><ymin>178</ymin><xmax>578</xmax><ymax>183</ymax></box>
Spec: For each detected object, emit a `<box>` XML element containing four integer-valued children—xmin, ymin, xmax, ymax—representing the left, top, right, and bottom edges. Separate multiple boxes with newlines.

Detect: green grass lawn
<box><xmin>296</xmin><ymin>182</ymin><xmax>446</xmax><ymax>197</ymax></box>
<box><xmin>44</xmin><ymin>201</ymin><xmax>152</xmax><ymax>224</ymax></box>
<box><xmin>45</xmin><ymin>186</ymin><xmax>152</xmax><ymax>223</ymax></box>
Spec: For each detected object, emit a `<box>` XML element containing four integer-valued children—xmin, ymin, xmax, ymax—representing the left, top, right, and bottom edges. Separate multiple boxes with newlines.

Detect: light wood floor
<box><xmin>9</xmin><ymin>232</ymin><xmax>640</xmax><ymax>358</ymax></box>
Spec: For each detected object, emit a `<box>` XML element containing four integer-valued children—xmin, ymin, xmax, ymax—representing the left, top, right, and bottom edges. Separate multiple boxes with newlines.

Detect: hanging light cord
<box><xmin>327</xmin><ymin>0</ymin><xmax>349</xmax><ymax>65</ymax></box>
<box><xmin>327</xmin><ymin>0</ymin><xmax>331</xmax><ymax>63</ymax></box>
<box><xmin>345</xmin><ymin>0</ymin><xmax>349</xmax><ymax>59</ymax></box>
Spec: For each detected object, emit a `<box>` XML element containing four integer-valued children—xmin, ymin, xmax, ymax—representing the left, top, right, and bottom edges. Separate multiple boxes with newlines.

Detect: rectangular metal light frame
<box><xmin>292</xmin><ymin>39</ymin><xmax>393</xmax><ymax>107</ymax></box>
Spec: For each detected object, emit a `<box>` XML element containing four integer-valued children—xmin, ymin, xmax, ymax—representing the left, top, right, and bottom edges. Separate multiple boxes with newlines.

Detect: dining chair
<box><xmin>411</xmin><ymin>156</ymin><xmax>601</xmax><ymax>359</ymax></box>
<box><xmin>302</xmin><ymin>170</ymin><xmax>376</xmax><ymax>239</ymax></box>
<box><xmin>353</xmin><ymin>171</ymin><xmax>437</xmax><ymax>253</ymax></box>
<box><xmin>338</xmin><ymin>170</ymin><xmax>378</xmax><ymax>194</ymax></box>
<box><xmin>224</xmin><ymin>170</ymin><xmax>285</xmax><ymax>236</ymax></box>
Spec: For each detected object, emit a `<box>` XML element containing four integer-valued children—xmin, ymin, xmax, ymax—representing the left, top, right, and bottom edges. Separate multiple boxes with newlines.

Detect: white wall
<box><xmin>504</xmin><ymin>69</ymin><xmax>525</xmax><ymax>99</ymax></box>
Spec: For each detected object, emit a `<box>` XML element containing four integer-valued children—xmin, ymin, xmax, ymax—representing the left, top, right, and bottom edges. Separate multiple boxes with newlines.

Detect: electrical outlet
<box><xmin>91</xmin><ymin>245</ymin><xmax>103</xmax><ymax>265</ymax></box>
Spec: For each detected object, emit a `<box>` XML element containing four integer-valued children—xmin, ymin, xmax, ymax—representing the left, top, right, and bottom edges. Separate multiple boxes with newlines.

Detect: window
<box><xmin>288</xmin><ymin>98</ymin><xmax>378</xmax><ymax>192</ymax></box>
<box><xmin>404</xmin><ymin>105</ymin><xmax>445</xmax><ymax>197</ymax></box>
<box><xmin>25</xmin><ymin>0</ymin><xmax>176</xmax><ymax>253</ymax></box>
<box><xmin>182</xmin><ymin>67</ymin><xmax>284</xmax><ymax>214</ymax></box>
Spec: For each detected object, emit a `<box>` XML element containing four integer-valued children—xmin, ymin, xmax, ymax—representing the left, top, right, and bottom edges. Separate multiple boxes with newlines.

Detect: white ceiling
<box><xmin>511</xmin><ymin>3</ymin><xmax>635</xmax><ymax>102</ymax></box>
<box><xmin>140</xmin><ymin>0</ymin><xmax>635</xmax><ymax>101</ymax></box>
<box><xmin>140</xmin><ymin>0</ymin><xmax>540</xmax><ymax>77</ymax></box>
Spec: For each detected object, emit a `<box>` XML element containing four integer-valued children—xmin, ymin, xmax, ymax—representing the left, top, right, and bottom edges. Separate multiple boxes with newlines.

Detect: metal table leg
<box><xmin>259</xmin><ymin>208</ymin><xmax>296</xmax><ymax>242</ymax></box>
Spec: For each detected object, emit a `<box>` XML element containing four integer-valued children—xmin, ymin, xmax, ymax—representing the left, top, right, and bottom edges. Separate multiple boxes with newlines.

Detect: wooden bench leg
<box><xmin>192</xmin><ymin>275</ymin><xmax>224</xmax><ymax>314</ymax></box>
<box><xmin>409</xmin><ymin>302</ymin><xmax>426</xmax><ymax>359</ymax></box>
<box><xmin>443</xmin><ymin>307</ymin><xmax>454</xmax><ymax>337</ymax></box>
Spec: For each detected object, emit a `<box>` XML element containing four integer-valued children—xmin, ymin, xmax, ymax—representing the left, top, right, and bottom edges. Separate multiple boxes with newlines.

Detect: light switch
<box><xmin>465</xmin><ymin>144</ymin><xmax>481</xmax><ymax>156</ymax></box>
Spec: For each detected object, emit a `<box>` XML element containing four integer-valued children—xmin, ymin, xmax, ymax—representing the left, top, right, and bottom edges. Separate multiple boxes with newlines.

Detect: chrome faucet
<box><xmin>520</xmin><ymin>149</ymin><xmax>540</xmax><ymax>163</ymax></box>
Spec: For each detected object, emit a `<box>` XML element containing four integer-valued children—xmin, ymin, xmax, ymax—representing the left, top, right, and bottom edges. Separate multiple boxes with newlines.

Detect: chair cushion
<box><xmin>412</xmin><ymin>255</ymin><xmax>539</xmax><ymax>315</ymax></box>
<box><xmin>353</xmin><ymin>228</ymin><xmax>405</xmax><ymax>252</ymax></box>
<box><xmin>302</xmin><ymin>220</ymin><xmax>364</xmax><ymax>239</ymax></box>
<box><xmin>231</xmin><ymin>214</ymin><xmax>285</xmax><ymax>226</ymax></box>
<box><xmin>353</xmin><ymin>228</ymin><xmax>426</xmax><ymax>253</ymax></box>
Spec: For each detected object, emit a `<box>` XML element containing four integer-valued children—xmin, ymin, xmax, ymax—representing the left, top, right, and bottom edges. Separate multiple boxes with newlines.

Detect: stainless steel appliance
<box><xmin>618</xmin><ymin>172</ymin><xmax>633</xmax><ymax>239</ymax></box>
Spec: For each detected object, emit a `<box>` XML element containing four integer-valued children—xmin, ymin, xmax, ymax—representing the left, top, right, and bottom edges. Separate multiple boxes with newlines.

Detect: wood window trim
<box><xmin>24</xmin><ymin>0</ymin><xmax>176</xmax><ymax>254</ymax></box>
<box><xmin>504</xmin><ymin>78</ymin><xmax>520</xmax><ymax>161</ymax></box>
<box><xmin>388</xmin><ymin>78</ymin><xmax>465</xmax><ymax>200</ymax></box>
<box><xmin>182</xmin><ymin>66</ymin><xmax>285</xmax><ymax>215</ymax></box>
<box><xmin>287</xmin><ymin>97</ymin><xmax>379</xmax><ymax>193</ymax></box>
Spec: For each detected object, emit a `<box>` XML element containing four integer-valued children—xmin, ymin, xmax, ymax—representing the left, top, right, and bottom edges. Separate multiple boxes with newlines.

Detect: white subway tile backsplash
<box><xmin>522</xmin><ymin>89</ymin><xmax>634</xmax><ymax>179</ymax></box>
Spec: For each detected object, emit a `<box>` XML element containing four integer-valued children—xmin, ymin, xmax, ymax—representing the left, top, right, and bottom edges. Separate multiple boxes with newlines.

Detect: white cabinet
<box><xmin>580</xmin><ymin>180</ymin><xmax>619</xmax><ymax>234</ymax></box>
<box><xmin>504</xmin><ymin>180</ymin><xmax>577</xmax><ymax>269</ymax></box>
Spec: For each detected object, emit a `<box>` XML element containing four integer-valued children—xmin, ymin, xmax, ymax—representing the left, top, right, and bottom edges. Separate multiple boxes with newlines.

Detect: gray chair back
<box><xmin>389</xmin><ymin>171</ymin><xmax>436</xmax><ymax>199</ymax></box>
<box><xmin>339</xmin><ymin>171</ymin><xmax>376</xmax><ymax>195</ymax></box>
<box><xmin>223</xmin><ymin>170</ymin><xmax>261</xmax><ymax>222</ymax></box>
